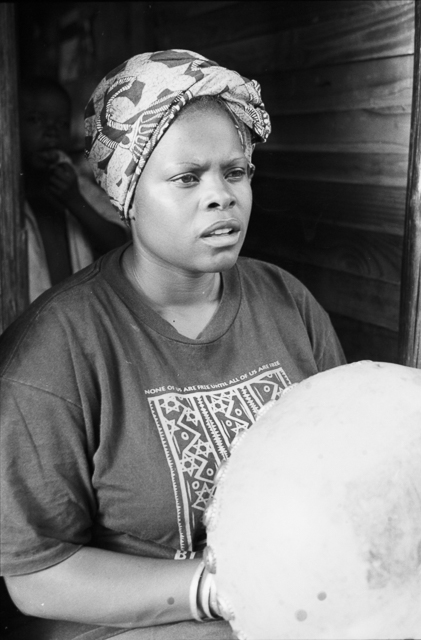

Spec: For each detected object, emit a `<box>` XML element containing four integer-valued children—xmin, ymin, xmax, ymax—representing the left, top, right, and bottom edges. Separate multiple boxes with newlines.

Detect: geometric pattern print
<box><xmin>147</xmin><ymin>366</ymin><xmax>292</xmax><ymax>552</ymax></box>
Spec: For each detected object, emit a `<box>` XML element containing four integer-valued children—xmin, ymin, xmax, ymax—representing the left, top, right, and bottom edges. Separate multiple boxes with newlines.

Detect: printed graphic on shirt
<box><xmin>147</xmin><ymin>363</ymin><xmax>292</xmax><ymax>552</ymax></box>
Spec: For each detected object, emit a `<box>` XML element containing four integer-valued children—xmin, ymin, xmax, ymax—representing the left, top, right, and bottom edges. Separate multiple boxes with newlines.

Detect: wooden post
<box><xmin>0</xmin><ymin>3</ymin><xmax>28</xmax><ymax>335</ymax></box>
<box><xmin>399</xmin><ymin>0</ymin><xmax>421</xmax><ymax>368</ymax></box>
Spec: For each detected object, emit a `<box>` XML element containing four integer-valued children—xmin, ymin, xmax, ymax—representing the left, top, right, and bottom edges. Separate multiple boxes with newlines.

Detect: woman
<box><xmin>1</xmin><ymin>50</ymin><xmax>345</xmax><ymax>639</ymax></box>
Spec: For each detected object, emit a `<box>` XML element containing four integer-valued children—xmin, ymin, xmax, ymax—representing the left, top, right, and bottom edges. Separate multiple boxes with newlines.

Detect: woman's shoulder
<box><xmin>235</xmin><ymin>255</ymin><xmax>330</xmax><ymax>323</ymax></box>
<box><xmin>236</xmin><ymin>255</ymin><xmax>310</xmax><ymax>295</ymax></box>
<box><xmin>0</xmin><ymin>257</ymin><xmax>109</xmax><ymax>378</ymax></box>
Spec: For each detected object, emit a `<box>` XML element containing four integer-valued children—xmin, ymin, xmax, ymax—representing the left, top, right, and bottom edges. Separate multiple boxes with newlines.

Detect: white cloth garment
<box><xmin>25</xmin><ymin>200</ymin><xmax>94</xmax><ymax>303</ymax></box>
<box><xmin>25</xmin><ymin>151</ymin><xmax>127</xmax><ymax>303</ymax></box>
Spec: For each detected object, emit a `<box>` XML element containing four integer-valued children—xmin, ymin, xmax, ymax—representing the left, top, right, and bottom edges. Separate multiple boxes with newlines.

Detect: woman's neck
<box><xmin>122</xmin><ymin>245</ymin><xmax>222</xmax><ymax>338</ymax></box>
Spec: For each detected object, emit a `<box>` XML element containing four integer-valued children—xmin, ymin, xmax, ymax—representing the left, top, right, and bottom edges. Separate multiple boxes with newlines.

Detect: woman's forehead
<box><xmin>153</xmin><ymin>107</ymin><xmax>246</xmax><ymax>163</ymax></box>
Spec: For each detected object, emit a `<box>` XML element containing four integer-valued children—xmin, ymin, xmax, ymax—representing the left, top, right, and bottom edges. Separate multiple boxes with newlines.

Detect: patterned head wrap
<box><xmin>85</xmin><ymin>49</ymin><xmax>271</xmax><ymax>221</ymax></box>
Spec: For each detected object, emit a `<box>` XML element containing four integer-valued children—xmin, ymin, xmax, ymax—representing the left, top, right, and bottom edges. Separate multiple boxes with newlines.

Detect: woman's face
<box><xmin>130</xmin><ymin>106</ymin><xmax>253</xmax><ymax>276</ymax></box>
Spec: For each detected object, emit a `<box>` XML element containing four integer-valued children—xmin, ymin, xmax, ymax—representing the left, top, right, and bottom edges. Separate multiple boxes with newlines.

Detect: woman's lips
<box><xmin>200</xmin><ymin>219</ymin><xmax>242</xmax><ymax>246</ymax></box>
<box><xmin>201</xmin><ymin>219</ymin><xmax>241</xmax><ymax>238</ymax></box>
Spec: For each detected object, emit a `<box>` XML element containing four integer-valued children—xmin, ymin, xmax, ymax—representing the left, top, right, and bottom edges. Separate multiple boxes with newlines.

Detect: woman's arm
<box><xmin>5</xmin><ymin>547</ymin><xmax>201</xmax><ymax>629</ymax></box>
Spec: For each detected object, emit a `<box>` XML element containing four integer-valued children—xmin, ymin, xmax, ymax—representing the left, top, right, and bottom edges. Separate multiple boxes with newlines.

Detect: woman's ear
<box><xmin>248</xmin><ymin>163</ymin><xmax>256</xmax><ymax>181</ymax></box>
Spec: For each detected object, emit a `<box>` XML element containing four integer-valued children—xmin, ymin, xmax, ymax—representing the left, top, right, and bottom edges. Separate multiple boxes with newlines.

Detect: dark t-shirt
<box><xmin>0</xmin><ymin>246</ymin><xmax>345</xmax><ymax>638</ymax></box>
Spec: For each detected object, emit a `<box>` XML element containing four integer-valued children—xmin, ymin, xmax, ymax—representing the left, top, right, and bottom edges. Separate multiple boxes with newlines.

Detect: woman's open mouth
<box><xmin>201</xmin><ymin>219</ymin><xmax>241</xmax><ymax>245</ymax></box>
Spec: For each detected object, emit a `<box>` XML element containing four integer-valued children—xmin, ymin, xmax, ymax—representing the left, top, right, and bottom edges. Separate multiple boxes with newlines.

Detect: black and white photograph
<box><xmin>1</xmin><ymin>2</ymin><xmax>420</xmax><ymax>639</ymax></box>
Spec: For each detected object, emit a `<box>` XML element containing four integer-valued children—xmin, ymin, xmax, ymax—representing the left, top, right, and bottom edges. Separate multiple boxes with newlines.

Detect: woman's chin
<box><xmin>203</xmin><ymin>251</ymin><xmax>242</xmax><ymax>274</ymax></box>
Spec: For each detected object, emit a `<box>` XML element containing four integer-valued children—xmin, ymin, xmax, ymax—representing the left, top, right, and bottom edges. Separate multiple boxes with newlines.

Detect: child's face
<box><xmin>20</xmin><ymin>88</ymin><xmax>71</xmax><ymax>171</ymax></box>
<box><xmin>131</xmin><ymin>106</ymin><xmax>253</xmax><ymax>276</ymax></box>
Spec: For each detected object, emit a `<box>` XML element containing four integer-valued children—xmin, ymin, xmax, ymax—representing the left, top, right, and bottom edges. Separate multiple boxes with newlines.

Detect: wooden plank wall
<box><xmin>152</xmin><ymin>0</ymin><xmax>415</xmax><ymax>363</ymax></box>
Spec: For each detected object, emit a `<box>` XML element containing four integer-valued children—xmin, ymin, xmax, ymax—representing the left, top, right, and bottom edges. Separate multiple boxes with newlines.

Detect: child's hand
<box><xmin>48</xmin><ymin>162</ymin><xmax>81</xmax><ymax>205</ymax></box>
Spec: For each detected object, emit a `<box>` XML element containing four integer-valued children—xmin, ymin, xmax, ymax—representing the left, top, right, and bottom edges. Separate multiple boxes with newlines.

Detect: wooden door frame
<box><xmin>0</xmin><ymin>3</ymin><xmax>28</xmax><ymax>335</ymax></box>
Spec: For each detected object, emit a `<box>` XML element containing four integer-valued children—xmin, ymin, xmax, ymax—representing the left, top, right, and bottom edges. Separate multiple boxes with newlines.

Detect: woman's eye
<box><xmin>173</xmin><ymin>174</ymin><xmax>198</xmax><ymax>185</ymax></box>
<box><xmin>227</xmin><ymin>168</ymin><xmax>246</xmax><ymax>181</ymax></box>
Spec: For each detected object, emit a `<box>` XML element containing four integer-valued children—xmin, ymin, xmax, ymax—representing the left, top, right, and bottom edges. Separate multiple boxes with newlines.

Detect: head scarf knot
<box><xmin>85</xmin><ymin>49</ymin><xmax>271</xmax><ymax>220</ymax></box>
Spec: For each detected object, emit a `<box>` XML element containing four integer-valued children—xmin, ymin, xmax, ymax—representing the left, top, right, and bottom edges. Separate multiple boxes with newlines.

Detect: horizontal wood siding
<box><xmin>250</xmin><ymin>177</ymin><xmax>406</xmax><ymax>235</ymax></box>
<box><xmin>155</xmin><ymin>1</ymin><xmax>414</xmax><ymax>69</ymax></box>
<box><xmin>192</xmin><ymin>2</ymin><xmax>414</xmax><ymax>75</ymax></box>
<box><xmin>260</xmin><ymin>56</ymin><xmax>414</xmax><ymax>115</ymax></box>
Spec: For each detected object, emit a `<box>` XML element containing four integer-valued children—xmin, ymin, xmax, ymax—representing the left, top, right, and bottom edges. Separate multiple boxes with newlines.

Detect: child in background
<box><xmin>20</xmin><ymin>77</ymin><xmax>128</xmax><ymax>302</ymax></box>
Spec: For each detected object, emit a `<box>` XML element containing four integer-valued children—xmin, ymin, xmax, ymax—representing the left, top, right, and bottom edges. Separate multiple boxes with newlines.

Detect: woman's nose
<box><xmin>205</xmin><ymin>176</ymin><xmax>236</xmax><ymax>210</ymax></box>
